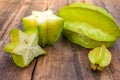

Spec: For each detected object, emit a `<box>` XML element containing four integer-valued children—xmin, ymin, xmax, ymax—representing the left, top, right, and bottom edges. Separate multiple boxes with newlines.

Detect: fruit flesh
<box><xmin>58</xmin><ymin>3</ymin><xmax>120</xmax><ymax>48</ymax></box>
<box><xmin>23</xmin><ymin>10</ymin><xmax>64</xmax><ymax>47</ymax></box>
<box><xmin>22</xmin><ymin>16</ymin><xmax>37</xmax><ymax>31</ymax></box>
<box><xmin>4</xmin><ymin>29</ymin><xmax>46</xmax><ymax>68</ymax></box>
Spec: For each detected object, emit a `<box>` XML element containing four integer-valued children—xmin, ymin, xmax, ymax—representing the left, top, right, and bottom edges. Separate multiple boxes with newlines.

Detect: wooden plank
<box><xmin>33</xmin><ymin>39</ymin><xmax>79</xmax><ymax>80</ymax></box>
<box><xmin>0</xmin><ymin>0</ymin><xmax>120</xmax><ymax>80</ymax></box>
<box><xmin>0</xmin><ymin>0</ymin><xmax>22</xmax><ymax>38</ymax></box>
<box><xmin>33</xmin><ymin>0</ymin><xmax>120</xmax><ymax>80</ymax></box>
<box><xmin>32</xmin><ymin>0</ymin><xmax>100</xmax><ymax>80</ymax></box>
<box><xmin>30</xmin><ymin>0</ymin><xmax>80</xmax><ymax>80</ymax></box>
<box><xmin>0</xmin><ymin>0</ymin><xmax>36</xmax><ymax>80</ymax></box>
<box><xmin>93</xmin><ymin>0</ymin><xmax>120</xmax><ymax>80</ymax></box>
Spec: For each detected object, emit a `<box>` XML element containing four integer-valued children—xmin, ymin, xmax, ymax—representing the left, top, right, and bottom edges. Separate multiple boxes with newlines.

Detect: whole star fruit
<box><xmin>22</xmin><ymin>10</ymin><xmax>64</xmax><ymax>47</ymax></box>
<box><xmin>4</xmin><ymin>29</ymin><xmax>46</xmax><ymax>68</ymax></box>
<box><xmin>88</xmin><ymin>45</ymin><xmax>111</xmax><ymax>71</ymax></box>
<box><xmin>58</xmin><ymin>3</ymin><xmax>120</xmax><ymax>48</ymax></box>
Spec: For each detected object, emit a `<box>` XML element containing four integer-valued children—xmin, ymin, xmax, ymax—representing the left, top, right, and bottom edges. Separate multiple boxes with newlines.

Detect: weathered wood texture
<box><xmin>0</xmin><ymin>0</ymin><xmax>120</xmax><ymax>80</ymax></box>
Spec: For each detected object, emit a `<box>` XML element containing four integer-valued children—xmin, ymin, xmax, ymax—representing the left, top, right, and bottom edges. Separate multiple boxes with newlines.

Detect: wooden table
<box><xmin>0</xmin><ymin>0</ymin><xmax>120</xmax><ymax>80</ymax></box>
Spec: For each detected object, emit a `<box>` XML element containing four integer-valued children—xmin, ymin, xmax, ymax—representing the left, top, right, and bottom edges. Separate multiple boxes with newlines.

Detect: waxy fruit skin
<box><xmin>88</xmin><ymin>45</ymin><xmax>111</xmax><ymax>71</ymax></box>
<box><xmin>58</xmin><ymin>3</ymin><xmax>120</xmax><ymax>48</ymax></box>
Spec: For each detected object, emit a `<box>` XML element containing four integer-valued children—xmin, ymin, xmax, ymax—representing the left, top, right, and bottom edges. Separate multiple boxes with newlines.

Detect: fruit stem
<box><xmin>24</xmin><ymin>39</ymin><xmax>28</xmax><ymax>44</ymax></box>
<box><xmin>93</xmin><ymin>64</ymin><xmax>98</xmax><ymax>71</ymax></box>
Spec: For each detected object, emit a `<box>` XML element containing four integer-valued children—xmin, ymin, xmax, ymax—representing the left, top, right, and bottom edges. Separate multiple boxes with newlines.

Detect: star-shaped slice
<box><xmin>22</xmin><ymin>10</ymin><xmax>64</xmax><ymax>47</ymax></box>
<box><xmin>4</xmin><ymin>29</ymin><xmax>46</xmax><ymax>68</ymax></box>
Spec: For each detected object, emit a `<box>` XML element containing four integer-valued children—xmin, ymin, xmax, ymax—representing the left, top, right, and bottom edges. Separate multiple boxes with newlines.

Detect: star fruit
<box><xmin>58</xmin><ymin>3</ymin><xmax>120</xmax><ymax>48</ymax></box>
<box><xmin>88</xmin><ymin>45</ymin><xmax>111</xmax><ymax>71</ymax></box>
<box><xmin>22</xmin><ymin>10</ymin><xmax>64</xmax><ymax>47</ymax></box>
<box><xmin>4</xmin><ymin>29</ymin><xmax>46</xmax><ymax>68</ymax></box>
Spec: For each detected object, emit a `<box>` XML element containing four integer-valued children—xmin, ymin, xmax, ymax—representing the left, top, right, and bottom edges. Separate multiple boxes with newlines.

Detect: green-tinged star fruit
<box><xmin>22</xmin><ymin>10</ymin><xmax>64</xmax><ymax>47</ymax></box>
<box><xmin>88</xmin><ymin>45</ymin><xmax>111</xmax><ymax>71</ymax></box>
<box><xmin>58</xmin><ymin>3</ymin><xmax>120</xmax><ymax>48</ymax></box>
<box><xmin>4</xmin><ymin>29</ymin><xmax>46</xmax><ymax>68</ymax></box>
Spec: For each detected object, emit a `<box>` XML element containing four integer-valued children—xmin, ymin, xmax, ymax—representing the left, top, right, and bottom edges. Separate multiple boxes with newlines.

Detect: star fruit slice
<box><xmin>58</xmin><ymin>3</ymin><xmax>120</xmax><ymax>48</ymax></box>
<box><xmin>88</xmin><ymin>45</ymin><xmax>111</xmax><ymax>71</ymax></box>
<box><xmin>4</xmin><ymin>29</ymin><xmax>46</xmax><ymax>68</ymax></box>
<box><xmin>22</xmin><ymin>10</ymin><xmax>64</xmax><ymax>47</ymax></box>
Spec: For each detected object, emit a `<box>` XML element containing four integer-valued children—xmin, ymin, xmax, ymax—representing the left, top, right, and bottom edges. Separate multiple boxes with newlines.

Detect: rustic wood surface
<box><xmin>0</xmin><ymin>0</ymin><xmax>120</xmax><ymax>80</ymax></box>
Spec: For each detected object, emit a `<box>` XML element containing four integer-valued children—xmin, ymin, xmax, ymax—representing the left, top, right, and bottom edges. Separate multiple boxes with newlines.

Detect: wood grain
<box><xmin>0</xmin><ymin>0</ymin><xmax>35</xmax><ymax>80</ymax></box>
<box><xmin>0</xmin><ymin>0</ymin><xmax>120</xmax><ymax>80</ymax></box>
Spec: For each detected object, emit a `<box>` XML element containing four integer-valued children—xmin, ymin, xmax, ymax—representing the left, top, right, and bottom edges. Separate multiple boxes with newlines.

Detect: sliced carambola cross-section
<box><xmin>22</xmin><ymin>10</ymin><xmax>64</xmax><ymax>47</ymax></box>
<box><xmin>4</xmin><ymin>29</ymin><xmax>46</xmax><ymax>68</ymax></box>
